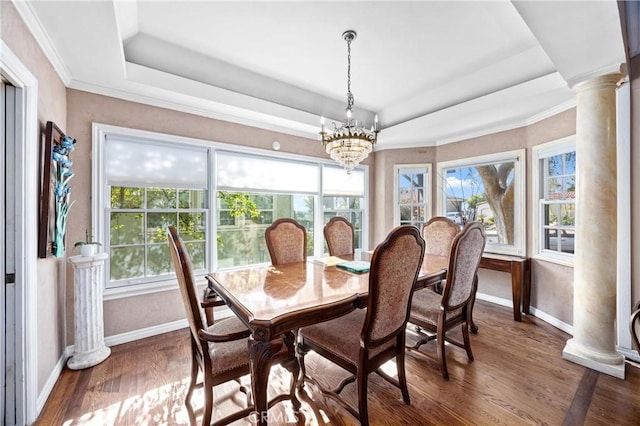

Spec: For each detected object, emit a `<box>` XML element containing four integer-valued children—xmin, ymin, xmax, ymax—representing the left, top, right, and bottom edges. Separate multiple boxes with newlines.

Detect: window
<box><xmin>437</xmin><ymin>150</ymin><xmax>525</xmax><ymax>256</ymax></box>
<box><xmin>216</xmin><ymin>191</ymin><xmax>314</xmax><ymax>268</ymax></box>
<box><xmin>533</xmin><ymin>136</ymin><xmax>576</xmax><ymax>264</ymax></box>
<box><xmin>94</xmin><ymin>125</ymin><xmax>211</xmax><ymax>291</ymax></box>
<box><xmin>94</xmin><ymin>124</ymin><xmax>369</xmax><ymax>297</ymax></box>
<box><xmin>110</xmin><ymin>187</ymin><xmax>206</xmax><ymax>281</ymax></box>
<box><xmin>394</xmin><ymin>165</ymin><xmax>431</xmax><ymax>227</ymax></box>
<box><xmin>323</xmin><ymin>166</ymin><xmax>365</xmax><ymax>251</ymax></box>
<box><xmin>215</xmin><ymin>152</ymin><xmax>318</xmax><ymax>268</ymax></box>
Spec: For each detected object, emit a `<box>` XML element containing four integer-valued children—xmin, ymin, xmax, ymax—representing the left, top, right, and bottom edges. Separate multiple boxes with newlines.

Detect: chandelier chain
<box><xmin>346</xmin><ymin>35</ymin><xmax>354</xmax><ymax>111</ymax></box>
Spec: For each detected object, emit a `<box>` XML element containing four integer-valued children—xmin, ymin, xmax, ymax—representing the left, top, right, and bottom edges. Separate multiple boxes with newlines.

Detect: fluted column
<box><xmin>562</xmin><ymin>72</ymin><xmax>624</xmax><ymax>379</ymax></box>
<box><xmin>67</xmin><ymin>253</ymin><xmax>111</xmax><ymax>370</ymax></box>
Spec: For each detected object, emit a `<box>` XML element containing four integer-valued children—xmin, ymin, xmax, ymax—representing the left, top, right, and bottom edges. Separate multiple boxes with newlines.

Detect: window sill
<box><xmin>533</xmin><ymin>252</ymin><xmax>574</xmax><ymax>268</ymax></box>
<box><xmin>103</xmin><ymin>274</ymin><xmax>208</xmax><ymax>301</ymax></box>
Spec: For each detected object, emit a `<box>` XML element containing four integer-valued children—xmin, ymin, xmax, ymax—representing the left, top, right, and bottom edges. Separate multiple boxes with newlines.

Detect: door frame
<box><xmin>1</xmin><ymin>40</ymin><xmax>40</xmax><ymax>425</ymax></box>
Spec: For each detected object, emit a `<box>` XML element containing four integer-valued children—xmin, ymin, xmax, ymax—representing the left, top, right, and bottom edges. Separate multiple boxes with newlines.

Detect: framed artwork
<box><xmin>38</xmin><ymin>121</ymin><xmax>75</xmax><ymax>258</ymax></box>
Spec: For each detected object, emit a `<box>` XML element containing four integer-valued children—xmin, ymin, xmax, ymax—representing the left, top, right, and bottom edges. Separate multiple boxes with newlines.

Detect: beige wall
<box><xmin>2</xmin><ymin>0</ymin><xmax>68</xmax><ymax>394</ymax></box>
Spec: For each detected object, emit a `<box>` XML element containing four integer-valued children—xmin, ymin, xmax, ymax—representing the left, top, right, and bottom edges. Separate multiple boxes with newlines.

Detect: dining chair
<box><xmin>265</xmin><ymin>218</ymin><xmax>307</xmax><ymax>265</ymax></box>
<box><xmin>298</xmin><ymin>225</ymin><xmax>425</xmax><ymax>426</ymax></box>
<box><xmin>324</xmin><ymin>216</ymin><xmax>355</xmax><ymax>257</ymax></box>
<box><xmin>408</xmin><ymin>221</ymin><xmax>486</xmax><ymax>380</ymax></box>
<box><xmin>421</xmin><ymin>216</ymin><xmax>460</xmax><ymax>293</ymax></box>
<box><xmin>167</xmin><ymin>226</ymin><xmax>298</xmax><ymax>425</ymax></box>
<box><xmin>630</xmin><ymin>301</ymin><xmax>640</xmax><ymax>352</ymax></box>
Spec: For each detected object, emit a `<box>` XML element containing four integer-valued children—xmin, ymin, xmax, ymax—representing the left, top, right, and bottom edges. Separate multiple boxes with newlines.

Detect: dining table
<box><xmin>207</xmin><ymin>253</ymin><xmax>448</xmax><ymax>425</ymax></box>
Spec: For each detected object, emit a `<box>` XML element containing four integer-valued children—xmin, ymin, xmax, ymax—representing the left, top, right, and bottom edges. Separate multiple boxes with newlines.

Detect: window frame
<box><xmin>436</xmin><ymin>149</ymin><xmax>526</xmax><ymax>256</ymax></box>
<box><xmin>93</xmin><ymin>123</ymin><xmax>369</xmax><ymax>299</ymax></box>
<box><xmin>93</xmin><ymin>124</ymin><xmax>215</xmax><ymax>298</ymax></box>
<box><xmin>532</xmin><ymin>135</ymin><xmax>576</xmax><ymax>266</ymax></box>
<box><xmin>393</xmin><ymin>164</ymin><xmax>432</xmax><ymax>228</ymax></box>
<box><xmin>321</xmin><ymin>164</ymin><xmax>366</xmax><ymax>254</ymax></box>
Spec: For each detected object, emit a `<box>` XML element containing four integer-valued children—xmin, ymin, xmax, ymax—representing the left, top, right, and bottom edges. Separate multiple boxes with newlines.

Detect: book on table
<box><xmin>312</xmin><ymin>256</ymin><xmax>345</xmax><ymax>267</ymax></box>
<box><xmin>336</xmin><ymin>260</ymin><xmax>370</xmax><ymax>274</ymax></box>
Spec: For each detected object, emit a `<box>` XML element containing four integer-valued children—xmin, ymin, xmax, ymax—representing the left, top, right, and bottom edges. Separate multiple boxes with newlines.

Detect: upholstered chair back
<box><xmin>422</xmin><ymin>216</ymin><xmax>460</xmax><ymax>257</ymax></box>
<box><xmin>265</xmin><ymin>218</ymin><xmax>307</xmax><ymax>265</ymax></box>
<box><xmin>167</xmin><ymin>226</ymin><xmax>208</xmax><ymax>359</ymax></box>
<box><xmin>324</xmin><ymin>217</ymin><xmax>355</xmax><ymax>257</ymax></box>
<box><xmin>364</xmin><ymin>225</ymin><xmax>425</xmax><ymax>347</ymax></box>
<box><xmin>442</xmin><ymin>221</ymin><xmax>486</xmax><ymax>310</ymax></box>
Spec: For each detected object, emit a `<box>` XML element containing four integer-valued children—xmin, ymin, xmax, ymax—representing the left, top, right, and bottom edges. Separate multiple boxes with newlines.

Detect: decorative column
<box><xmin>562</xmin><ymin>72</ymin><xmax>625</xmax><ymax>379</ymax></box>
<box><xmin>67</xmin><ymin>253</ymin><xmax>111</xmax><ymax>370</ymax></box>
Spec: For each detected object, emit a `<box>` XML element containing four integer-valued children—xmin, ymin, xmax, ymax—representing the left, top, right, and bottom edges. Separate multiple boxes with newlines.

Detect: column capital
<box><xmin>573</xmin><ymin>72</ymin><xmax>622</xmax><ymax>93</ymax></box>
<box><xmin>68</xmin><ymin>252</ymin><xmax>109</xmax><ymax>268</ymax></box>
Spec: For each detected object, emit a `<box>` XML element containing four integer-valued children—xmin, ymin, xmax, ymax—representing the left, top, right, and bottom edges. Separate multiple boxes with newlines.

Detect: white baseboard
<box><xmin>475</xmin><ymin>292</ymin><xmax>512</xmax><ymax>308</ymax></box>
<box><xmin>476</xmin><ymin>292</ymin><xmax>575</xmax><ymax>336</ymax></box>
<box><xmin>618</xmin><ymin>347</ymin><xmax>640</xmax><ymax>363</ymax></box>
<box><xmin>105</xmin><ymin>318</ymin><xmax>189</xmax><ymax>347</ymax></box>
<box><xmin>528</xmin><ymin>306</ymin><xmax>574</xmax><ymax>335</ymax></box>
<box><xmin>64</xmin><ymin>307</ymin><xmax>237</xmax><ymax>354</ymax></box>
<box><xmin>37</xmin><ymin>352</ymin><xmax>67</xmax><ymax>413</ymax></box>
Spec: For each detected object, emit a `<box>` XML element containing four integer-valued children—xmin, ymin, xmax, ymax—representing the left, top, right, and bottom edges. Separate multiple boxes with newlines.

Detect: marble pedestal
<box><xmin>67</xmin><ymin>253</ymin><xmax>110</xmax><ymax>370</ymax></box>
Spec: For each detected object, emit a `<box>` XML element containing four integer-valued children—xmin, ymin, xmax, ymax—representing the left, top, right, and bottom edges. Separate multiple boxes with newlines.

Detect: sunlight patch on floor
<box><xmin>62</xmin><ymin>377</ymin><xmax>191</xmax><ymax>426</ymax></box>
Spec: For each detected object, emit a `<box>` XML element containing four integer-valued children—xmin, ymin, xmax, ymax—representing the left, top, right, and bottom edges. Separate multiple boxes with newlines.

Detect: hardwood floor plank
<box><xmin>562</xmin><ymin>368</ymin><xmax>599</xmax><ymax>426</ymax></box>
<box><xmin>34</xmin><ymin>301</ymin><xmax>640</xmax><ymax>425</ymax></box>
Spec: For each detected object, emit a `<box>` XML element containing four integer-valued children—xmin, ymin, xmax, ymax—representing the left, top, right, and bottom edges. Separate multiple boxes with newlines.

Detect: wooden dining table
<box><xmin>207</xmin><ymin>254</ymin><xmax>448</xmax><ymax>425</ymax></box>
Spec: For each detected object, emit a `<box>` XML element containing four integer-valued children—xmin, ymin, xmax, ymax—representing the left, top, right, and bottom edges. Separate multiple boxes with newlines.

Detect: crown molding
<box><xmin>11</xmin><ymin>0</ymin><xmax>71</xmax><ymax>85</ymax></box>
<box><xmin>68</xmin><ymin>78</ymin><xmax>321</xmax><ymax>141</ymax></box>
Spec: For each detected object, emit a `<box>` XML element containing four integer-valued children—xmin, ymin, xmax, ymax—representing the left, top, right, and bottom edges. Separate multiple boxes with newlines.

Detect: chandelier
<box><xmin>320</xmin><ymin>30</ymin><xmax>378</xmax><ymax>173</ymax></box>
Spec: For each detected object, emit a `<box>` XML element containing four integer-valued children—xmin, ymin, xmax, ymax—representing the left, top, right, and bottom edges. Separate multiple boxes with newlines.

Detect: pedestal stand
<box><xmin>67</xmin><ymin>253</ymin><xmax>110</xmax><ymax>369</ymax></box>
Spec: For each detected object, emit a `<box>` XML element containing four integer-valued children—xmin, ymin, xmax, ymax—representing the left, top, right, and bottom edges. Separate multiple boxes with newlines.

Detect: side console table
<box><xmin>67</xmin><ymin>253</ymin><xmax>110</xmax><ymax>370</ymax></box>
<box><xmin>479</xmin><ymin>254</ymin><xmax>531</xmax><ymax>322</ymax></box>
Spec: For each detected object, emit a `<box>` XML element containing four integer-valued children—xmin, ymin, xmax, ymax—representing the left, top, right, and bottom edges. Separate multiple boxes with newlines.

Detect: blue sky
<box><xmin>444</xmin><ymin>167</ymin><xmax>485</xmax><ymax>200</ymax></box>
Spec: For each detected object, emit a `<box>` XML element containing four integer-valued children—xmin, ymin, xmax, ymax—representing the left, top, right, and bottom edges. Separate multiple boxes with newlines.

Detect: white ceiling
<box><xmin>14</xmin><ymin>0</ymin><xmax>627</xmax><ymax>150</ymax></box>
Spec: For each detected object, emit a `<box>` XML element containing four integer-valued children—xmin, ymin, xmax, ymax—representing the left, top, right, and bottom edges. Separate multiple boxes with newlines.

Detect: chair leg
<box><xmin>469</xmin><ymin>275</ymin><xmax>479</xmax><ymax>334</ymax></box>
<box><xmin>356</xmin><ymin>370</ymin><xmax>369</xmax><ymax>426</ymax></box>
<box><xmin>283</xmin><ymin>331</ymin><xmax>302</xmax><ymax>412</ymax></box>
<box><xmin>437</xmin><ymin>317</ymin><xmax>449</xmax><ymax>380</ymax></box>
<box><xmin>396</xmin><ymin>348</ymin><xmax>410</xmax><ymax>404</ymax></box>
<box><xmin>296</xmin><ymin>340</ymin><xmax>309</xmax><ymax>391</ymax></box>
<box><xmin>462</xmin><ymin>322</ymin><xmax>474</xmax><ymax>362</ymax></box>
<box><xmin>202</xmin><ymin>377</ymin><xmax>214</xmax><ymax>426</ymax></box>
<box><xmin>185</xmin><ymin>351</ymin><xmax>198</xmax><ymax>424</ymax></box>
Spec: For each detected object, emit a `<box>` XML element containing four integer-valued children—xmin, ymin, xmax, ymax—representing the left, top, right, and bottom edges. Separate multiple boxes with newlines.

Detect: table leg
<box><xmin>522</xmin><ymin>260</ymin><xmax>531</xmax><ymax>315</ymax></box>
<box><xmin>511</xmin><ymin>261</ymin><xmax>523</xmax><ymax>322</ymax></box>
<box><xmin>248</xmin><ymin>336</ymin><xmax>281</xmax><ymax>425</ymax></box>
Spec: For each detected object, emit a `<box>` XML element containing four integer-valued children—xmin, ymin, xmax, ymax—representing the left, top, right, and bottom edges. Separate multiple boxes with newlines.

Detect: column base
<box><xmin>562</xmin><ymin>338</ymin><xmax>625</xmax><ymax>379</ymax></box>
<box><xmin>67</xmin><ymin>346</ymin><xmax>111</xmax><ymax>370</ymax></box>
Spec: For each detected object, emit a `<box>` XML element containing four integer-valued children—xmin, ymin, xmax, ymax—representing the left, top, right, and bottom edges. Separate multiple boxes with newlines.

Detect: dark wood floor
<box><xmin>36</xmin><ymin>300</ymin><xmax>640</xmax><ymax>425</ymax></box>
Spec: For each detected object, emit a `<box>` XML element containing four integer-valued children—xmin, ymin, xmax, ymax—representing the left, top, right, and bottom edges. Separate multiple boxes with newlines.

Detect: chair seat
<box><xmin>301</xmin><ymin>309</ymin><xmax>365</xmax><ymax>365</ymax></box>
<box><xmin>301</xmin><ymin>309</ymin><xmax>392</xmax><ymax>365</ymax></box>
<box><xmin>410</xmin><ymin>287</ymin><xmax>462</xmax><ymax>327</ymax></box>
<box><xmin>206</xmin><ymin>317</ymin><xmax>251</xmax><ymax>376</ymax></box>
